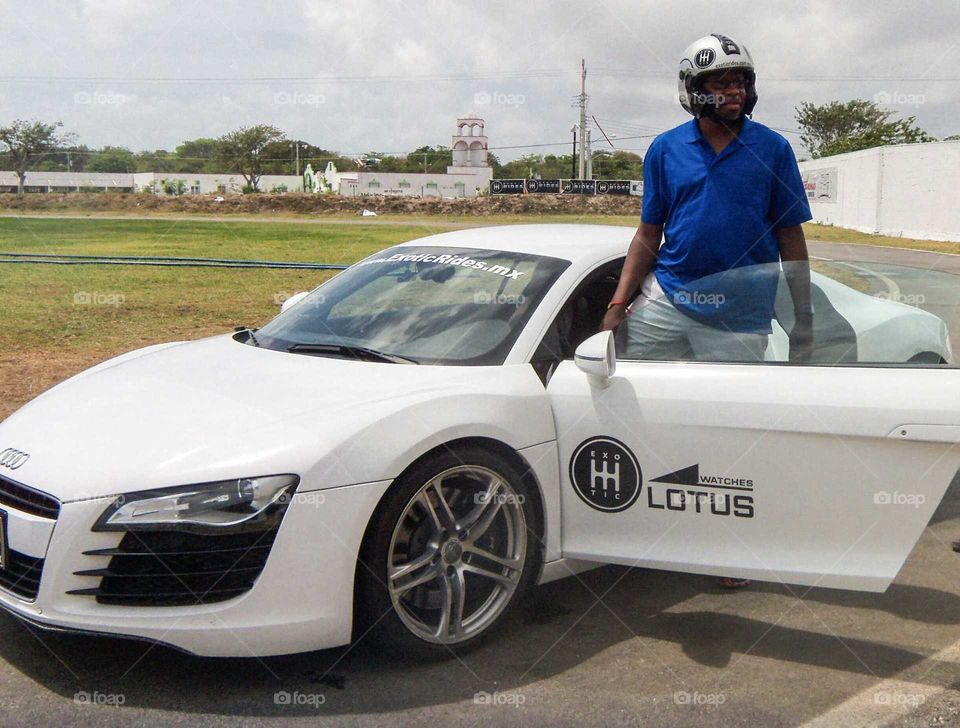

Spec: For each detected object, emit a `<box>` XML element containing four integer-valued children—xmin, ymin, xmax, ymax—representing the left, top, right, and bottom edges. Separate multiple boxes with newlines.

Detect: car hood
<box><xmin>0</xmin><ymin>335</ymin><xmax>545</xmax><ymax>501</ymax></box>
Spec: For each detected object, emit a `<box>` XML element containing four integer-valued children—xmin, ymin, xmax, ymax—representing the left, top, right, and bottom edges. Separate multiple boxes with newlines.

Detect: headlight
<box><xmin>94</xmin><ymin>474</ymin><xmax>300</xmax><ymax>532</ymax></box>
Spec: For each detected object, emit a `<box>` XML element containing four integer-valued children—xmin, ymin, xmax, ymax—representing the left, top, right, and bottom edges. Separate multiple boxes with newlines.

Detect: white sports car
<box><xmin>0</xmin><ymin>224</ymin><xmax>956</xmax><ymax>658</ymax></box>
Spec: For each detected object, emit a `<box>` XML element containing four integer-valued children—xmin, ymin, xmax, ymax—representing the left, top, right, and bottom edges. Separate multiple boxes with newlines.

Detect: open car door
<box><xmin>548</xmin><ymin>332</ymin><xmax>960</xmax><ymax>592</ymax></box>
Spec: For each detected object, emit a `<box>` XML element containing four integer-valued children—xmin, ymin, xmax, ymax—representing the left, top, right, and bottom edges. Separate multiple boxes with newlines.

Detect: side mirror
<box><xmin>575</xmin><ymin>331</ymin><xmax>617</xmax><ymax>387</ymax></box>
<box><xmin>280</xmin><ymin>291</ymin><xmax>310</xmax><ymax>313</ymax></box>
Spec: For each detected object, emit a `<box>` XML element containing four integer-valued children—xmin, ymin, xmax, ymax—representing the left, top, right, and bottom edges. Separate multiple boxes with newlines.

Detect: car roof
<box><xmin>394</xmin><ymin>224</ymin><xmax>635</xmax><ymax>264</ymax></box>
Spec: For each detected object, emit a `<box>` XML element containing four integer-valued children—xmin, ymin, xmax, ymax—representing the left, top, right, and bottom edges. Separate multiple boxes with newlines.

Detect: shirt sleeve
<box><xmin>641</xmin><ymin>137</ymin><xmax>667</xmax><ymax>225</ymax></box>
<box><xmin>769</xmin><ymin>140</ymin><xmax>812</xmax><ymax>229</ymax></box>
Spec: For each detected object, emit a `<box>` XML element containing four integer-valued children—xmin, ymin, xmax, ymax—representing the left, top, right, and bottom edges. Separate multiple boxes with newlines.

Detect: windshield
<box><xmin>252</xmin><ymin>245</ymin><xmax>571</xmax><ymax>365</ymax></box>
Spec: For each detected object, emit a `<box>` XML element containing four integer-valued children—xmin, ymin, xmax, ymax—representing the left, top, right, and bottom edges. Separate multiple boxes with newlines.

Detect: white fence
<box><xmin>798</xmin><ymin>140</ymin><xmax>960</xmax><ymax>243</ymax></box>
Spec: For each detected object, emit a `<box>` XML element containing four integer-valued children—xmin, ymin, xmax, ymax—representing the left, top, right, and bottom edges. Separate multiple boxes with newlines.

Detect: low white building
<box><xmin>342</xmin><ymin>116</ymin><xmax>493</xmax><ymax>197</ymax></box>
<box><xmin>0</xmin><ymin>170</ymin><xmax>136</xmax><ymax>193</ymax></box>
<box><xmin>798</xmin><ymin>140</ymin><xmax>960</xmax><ymax>242</ymax></box>
<box><xmin>0</xmin><ymin>170</ymin><xmax>303</xmax><ymax>194</ymax></box>
<box><xmin>131</xmin><ymin>173</ymin><xmax>303</xmax><ymax>195</ymax></box>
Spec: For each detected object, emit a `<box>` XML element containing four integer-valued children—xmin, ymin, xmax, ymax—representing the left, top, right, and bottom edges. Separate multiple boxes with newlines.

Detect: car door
<box><xmin>545</xmin><ymin>262</ymin><xmax>960</xmax><ymax>592</ymax></box>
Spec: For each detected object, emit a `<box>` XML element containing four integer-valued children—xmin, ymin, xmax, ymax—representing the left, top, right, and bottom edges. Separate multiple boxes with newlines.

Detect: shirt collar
<box><xmin>685</xmin><ymin>115</ymin><xmax>759</xmax><ymax>146</ymax></box>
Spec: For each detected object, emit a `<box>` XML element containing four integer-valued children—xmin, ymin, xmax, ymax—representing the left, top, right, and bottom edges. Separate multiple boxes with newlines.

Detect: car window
<box><xmin>254</xmin><ymin>246</ymin><xmax>570</xmax><ymax>365</ymax></box>
<box><xmin>613</xmin><ymin>260</ymin><xmax>957</xmax><ymax>367</ymax></box>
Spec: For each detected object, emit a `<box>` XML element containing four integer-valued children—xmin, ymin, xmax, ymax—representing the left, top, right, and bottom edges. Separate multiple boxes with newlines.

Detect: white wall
<box><xmin>0</xmin><ymin>170</ymin><xmax>135</xmax><ymax>191</ymax></box>
<box><xmin>799</xmin><ymin>140</ymin><xmax>960</xmax><ymax>242</ymax></box>
<box><xmin>350</xmin><ymin>168</ymin><xmax>493</xmax><ymax>197</ymax></box>
<box><xmin>132</xmin><ymin>173</ymin><xmax>302</xmax><ymax>194</ymax></box>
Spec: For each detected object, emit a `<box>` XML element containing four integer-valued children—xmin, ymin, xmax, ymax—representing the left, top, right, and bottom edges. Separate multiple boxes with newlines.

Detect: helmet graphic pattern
<box><xmin>678</xmin><ymin>33</ymin><xmax>757</xmax><ymax>119</ymax></box>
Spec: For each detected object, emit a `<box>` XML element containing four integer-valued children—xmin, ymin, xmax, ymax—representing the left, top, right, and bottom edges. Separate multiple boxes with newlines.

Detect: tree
<box><xmin>214</xmin><ymin>125</ymin><xmax>286</xmax><ymax>191</ymax></box>
<box><xmin>135</xmin><ymin>149</ymin><xmax>176</xmax><ymax>173</ymax></box>
<box><xmin>173</xmin><ymin>138</ymin><xmax>219</xmax><ymax>173</ymax></box>
<box><xmin>86</xmin><ymin>146</ymin><xmax>137</xmax><ymax>173</ymax></box>
<box><xmin>591</xmin><ymin>150</ymin><xmax>644</xmax><ymax>179</ymax></box>
<box><xmin>0</xmin><ymin>119</ymin><xmax>74</xmax><ymax>195</ymax></box>
<box><xmin>795</xmin><ymin>100</ymin><xmax>935</xmax><ymax>159</ymax></box>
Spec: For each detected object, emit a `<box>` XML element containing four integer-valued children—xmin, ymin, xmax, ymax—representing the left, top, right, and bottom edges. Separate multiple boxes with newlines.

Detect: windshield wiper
<box><xmin>287</xmin><ymin>343</ymin><xmax>419</xmax><ymax>364</ymax></box>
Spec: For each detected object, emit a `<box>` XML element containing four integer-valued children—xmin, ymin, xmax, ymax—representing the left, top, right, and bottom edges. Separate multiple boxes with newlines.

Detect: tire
<box><xmin>356</xmin><ymin>445</ymin><xmax>541</xmax><ymax>659</ymax></box>
<box><xmin>908</xmin><ymin>352</ymin><xmax>948</xmax><ymax>365</ymax></box>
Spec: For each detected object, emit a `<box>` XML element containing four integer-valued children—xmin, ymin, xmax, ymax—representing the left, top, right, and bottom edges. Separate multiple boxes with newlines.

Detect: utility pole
<box><xmin>585</xmin><ymin>129</ymin><xmax>593</xmax><ymax>179</ymax></box>
<box><xmin>570</xmin><ymin>125</ymin><xmax>578</xmax><ymax>179</ymax></box>
<box><xmin>291</xmin><ymin>142</ymin><xmax>306</xmax><ymax>176</ymax></box>
<box><xmin>577</xmin><ymin>58</ymin><xmax>587</xmax><ymax>179</ymax></box>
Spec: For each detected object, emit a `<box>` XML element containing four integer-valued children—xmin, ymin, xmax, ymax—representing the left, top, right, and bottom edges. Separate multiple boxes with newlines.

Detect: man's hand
<box><xmin>789</xmin><ymin>312</ymin><xmax>813</xmax><ymax>363</ymax></box>
<box><xmin>603</xmin><ymin>222</ymin><xmax>662</xmax><ymax>332</ymax></box>
<box><xmin>601</xmin><ymin>303</ymin><xmax>629</xmax><ymax>332</ymax></box>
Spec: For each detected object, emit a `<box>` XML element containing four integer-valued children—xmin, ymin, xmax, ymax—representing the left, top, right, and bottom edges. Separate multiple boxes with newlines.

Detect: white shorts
<box><xmin>619</xmin><ymin>274</ymin><xmax>768</xmax><ymax>362</ymax></box>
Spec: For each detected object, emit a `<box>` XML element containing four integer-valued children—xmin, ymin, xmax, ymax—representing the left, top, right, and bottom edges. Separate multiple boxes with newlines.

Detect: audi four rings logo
<box><xmin>0</xmin><ymin>448</ymin><xmax>29</xmax><ymax>470</ymax></box>
<box><xmin>695</xmin><ymin>48</ymin><xmax>716</xmax><ymax>68</ymax></box>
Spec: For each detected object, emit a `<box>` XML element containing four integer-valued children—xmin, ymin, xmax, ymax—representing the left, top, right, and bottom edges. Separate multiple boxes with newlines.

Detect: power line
<box><xmin>2</xmin><ymin>71</ymin><xmax>959</xmax><ymax>84</ymax></box>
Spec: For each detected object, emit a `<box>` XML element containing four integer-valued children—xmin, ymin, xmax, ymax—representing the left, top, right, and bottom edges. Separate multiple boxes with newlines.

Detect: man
<box><xmin>602</xmin><ymin>33</ymin><xmax>814</xmax><ymax>365</ymax></box>
<box><xmin>602</xmin><ymin>34</ymin><xmax>814</xmax><ymax>589</ymax></box>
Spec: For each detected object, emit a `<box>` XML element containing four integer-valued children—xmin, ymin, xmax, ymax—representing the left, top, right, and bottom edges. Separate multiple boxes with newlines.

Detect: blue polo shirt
<box><xmin>642</xmin><ymin>116</ymin><xmax>812</xmax><ymax>333</ymax></box>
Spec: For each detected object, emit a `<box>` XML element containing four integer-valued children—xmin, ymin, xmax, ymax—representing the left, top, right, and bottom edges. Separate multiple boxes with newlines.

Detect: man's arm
<box><xmin>776</xmin><ymin>224</ymin><xmax>814</xmax><ymax>362</ymax></box>
<box><xmin>601</xmin><ymin>222</ymin><xmax>663</xmax><ymax>331</ymax></box>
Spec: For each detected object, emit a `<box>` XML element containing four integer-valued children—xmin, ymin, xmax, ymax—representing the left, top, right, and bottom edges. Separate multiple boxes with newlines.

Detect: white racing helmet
<box><xmin>678</xmin><ymin>33</ymin><xmax>757</xmax><ymax>118</ymax></box>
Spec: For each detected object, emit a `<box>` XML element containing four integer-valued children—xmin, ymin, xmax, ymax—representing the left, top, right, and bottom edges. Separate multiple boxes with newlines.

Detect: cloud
<box><xmin>0</xmin><ymin>0</ymin><xmax>956</xmax><ymax>159</ymax></box>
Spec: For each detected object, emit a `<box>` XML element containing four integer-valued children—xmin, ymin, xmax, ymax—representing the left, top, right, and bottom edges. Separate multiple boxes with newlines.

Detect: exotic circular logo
<box><xmin>527</xmin><ymin>179</ymin><xmax>540</xmax><ymax>192</ymax></box>
<box><xmin>491</xmin><ymin>180</ymin><xmax>503</xmax><ymax>193</ymax></box>
<box><xmin>695</xmin><ymin>48</ymin><xmax>716</xmax><ymax>68</ymax></box>
<box><xmin>569</xmin><ymin>436</ymin><xmax>641</xmax><ymax>512</ymax></box>
<box><xmin>597</xmin><ymin>181</ymin><xmax>609</xmax><ymax>194</ymax></box>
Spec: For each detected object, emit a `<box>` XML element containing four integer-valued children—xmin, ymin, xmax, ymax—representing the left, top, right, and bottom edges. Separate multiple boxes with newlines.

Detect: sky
<box><xmin>1</xmin><ymin>0</ymin><xmax>957</xmax><ymax>162</ymax></box>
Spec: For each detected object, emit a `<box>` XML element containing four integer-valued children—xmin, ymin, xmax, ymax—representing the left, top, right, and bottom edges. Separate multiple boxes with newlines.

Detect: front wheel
<box><xmin>357</xmin><ymin>447</ymin><xmax>540</xmax><ymax>657</ymax></box>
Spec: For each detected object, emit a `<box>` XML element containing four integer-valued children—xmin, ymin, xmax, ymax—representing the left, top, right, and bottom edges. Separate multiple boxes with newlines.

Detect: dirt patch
<box><xmin>0</xmin><ymin>192</ymin><xmax>641</xmax><ymax>217</ymax></box>
<box><xmin>0</xmin><ymin>348</ymin><xmax>126</xmax><ymax>421</ymax></box>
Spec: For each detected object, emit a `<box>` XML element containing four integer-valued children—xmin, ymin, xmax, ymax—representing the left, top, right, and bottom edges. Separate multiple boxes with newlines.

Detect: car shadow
<box><xmin>1</xmin><ymin>561</ymin><xmax>958</xmax><ymax>719</ymax></box>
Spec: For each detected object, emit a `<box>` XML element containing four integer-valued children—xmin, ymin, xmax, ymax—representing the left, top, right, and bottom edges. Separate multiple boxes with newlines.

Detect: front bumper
<box><xmin>0</xmin><ymin>479</ymin><xmax>391</xmax><ymax>657</ymax></box>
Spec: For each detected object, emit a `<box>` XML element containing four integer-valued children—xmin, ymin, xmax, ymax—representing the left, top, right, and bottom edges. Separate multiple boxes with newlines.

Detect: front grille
<box><xmin>69</xmin><ymin>527</ymin><xmax>279</xmax><ymax>607</ymax></box>
<box><xmin>0</xmin><ymin>549</ymin><xmax>44</xmax><ymax>599</ymax></box>
<box><xmin>0</xmin><ymin>476</ymin><xmax>60</xmax><ymax>519</ymax></box>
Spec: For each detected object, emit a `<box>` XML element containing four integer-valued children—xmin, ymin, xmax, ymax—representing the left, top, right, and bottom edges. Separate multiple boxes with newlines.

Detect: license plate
<box><xmin>0</xmin><ymin>510</ymin><xmax>7</xmax><ymax>570</ymax></box>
